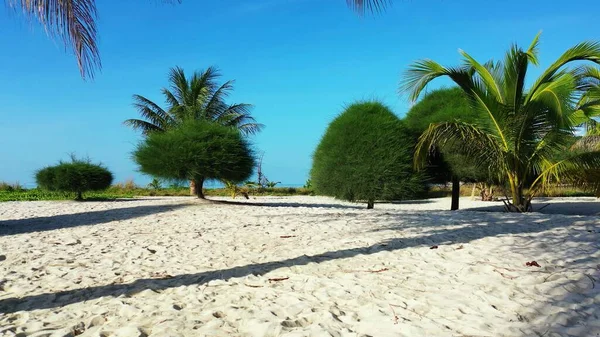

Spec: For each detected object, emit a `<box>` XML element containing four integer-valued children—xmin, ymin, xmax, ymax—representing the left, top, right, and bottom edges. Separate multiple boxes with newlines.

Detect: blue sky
<box><xmin>1</xmin><ymin>0</ymin><xmax>599</xmax><ymax>187</ymax></box>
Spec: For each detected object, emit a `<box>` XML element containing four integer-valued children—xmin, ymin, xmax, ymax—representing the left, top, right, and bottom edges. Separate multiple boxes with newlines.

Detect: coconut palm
<box><xmin>124</xmin><ymin>66</ymin><xmax>262</xmax><ymax>135</ymax></box>
<box><xmin>124</xmin><ymin>65</ymin><xmax>263</xmax><ymax>195</ymax></box>
<box><xmin>5</xmin><ymin>0</ymin><xmax>389</xmax><ymax>79</ymax></box>
<box><xmin>403</xmin><ymin>33</ymin><xmax>600</xmax><ymax>211</ymax></box>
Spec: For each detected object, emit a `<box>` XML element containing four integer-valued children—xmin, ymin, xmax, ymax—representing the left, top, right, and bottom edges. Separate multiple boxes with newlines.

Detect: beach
<box><xmin>0</xmin><ymin>196</ymin><xmax>599</xmax><ymax>336</ymax></box>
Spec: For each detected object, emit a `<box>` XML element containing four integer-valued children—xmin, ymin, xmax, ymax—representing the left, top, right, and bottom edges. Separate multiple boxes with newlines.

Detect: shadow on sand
<box><xmin>466</xmin><ymin>200</ymin><xmax>600</xmax><ymax>216</ymax></box>
<box><xmin>0</xmin><ymin>209</ymin><xmax>597</xmax><ymax>337</ymax></box>
<box><xmin>0</xmin><ymin>204</ymin><xmax>189</xmax><ymax>237</ymax></box>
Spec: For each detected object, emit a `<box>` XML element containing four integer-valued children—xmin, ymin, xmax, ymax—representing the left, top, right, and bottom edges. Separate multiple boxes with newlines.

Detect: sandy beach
<box><xmin>0</xmin><ymin>196</ymin><xmax>599</xmax><ymax>337</ymax></box>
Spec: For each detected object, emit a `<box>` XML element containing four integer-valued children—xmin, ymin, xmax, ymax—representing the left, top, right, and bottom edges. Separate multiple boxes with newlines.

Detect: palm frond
<box><xmin>131</xmin><ymin>94</ymin><xmax>175</xmax><ymax>130</ymax></box>
<box><xmin>204</xmin><ymin>80</ymin><xmax>235</xmax><ymax>119</ymax></box>
<box><xmin>527</xmin><ymin>41</ymin><xmax>600</xmax><ymax>104</ymax></box>
<box><xmin>532</xmin><ymin>150</ymin><xmax>600</xmax><ymax>195</ymax></box>
<box><xmin>189</xmin><ymin>66</ymin><xmax>220</xmax><ymax>109</ymax></box>
<box><xmin>214</xmin><ymin>103</ymin><xmax>264</xmax><ymax>135</ymax></box>
<box><xmin>414</xmin><ymin>122</ymin><xmax>503</xmax><ymax>172</ymax></box>
<box><xmin>123</xmin><ymin>119</ymin><xmax>164</xmax><ymax>135</ymax></box>
<box><xmin>502</xmin><ymin>45</ymin><xmax>529</xmax><ymax>110</ymax></box>
<box><xmin>7</xmin><ymin>0</ymin><xmax>100</xmax><ymax>79</ymax></box>
<box><xmin>526</xmin><ymin>31</ymin><xmax>541</xmax><ymax>66</ymax></box>
<box><xmin>168</xmin><ymin>66</ymin><xmax>189</xmax><ymax>104</ymax></box>
<box><xmin>460</xmin><ymin>49</ymin><xmax>504</xmax><ymax>103</ymax></box>
<box><xmin>346</xmin><ymin>0</ymin><xmax>390</xmax><ymax>14</ymax></box>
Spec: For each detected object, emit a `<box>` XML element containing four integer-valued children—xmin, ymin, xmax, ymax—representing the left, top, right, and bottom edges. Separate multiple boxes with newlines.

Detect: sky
<box><xmin>1</xmin><ymin>0</ymin><xmax>599</xmax><ymax>188</ymax></box>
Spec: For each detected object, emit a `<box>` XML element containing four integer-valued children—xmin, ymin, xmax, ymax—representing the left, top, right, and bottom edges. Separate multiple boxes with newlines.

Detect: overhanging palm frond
<box><xmin>346</xmin><ymin>0</ymin><xmax>390</xmax><ymax>14</ymax></box>
<box><xmin>7</xmin><ymin>0</ymin><xmax>100</xmax><ymax>79</ymax></box>
<box><xmin>414</xmin><ymin>122</ymin><xmax>503</xmax><ymax>172</ymax></box>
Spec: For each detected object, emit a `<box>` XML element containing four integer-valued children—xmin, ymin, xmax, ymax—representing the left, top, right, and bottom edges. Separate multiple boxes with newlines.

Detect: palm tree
<box><xmin>5</xmin><ymin>0</ymin><xmax>389</xmax><ymax>79</ymax></box>
<box><xmin>124</xmin><ymin>65</ymin><xmax>263</xmax><ymax>195</ymax></box>
<box><xmin>403</xmin><ymin>33</ymin><xmax>600</xmax><ymax>211</ymax></box>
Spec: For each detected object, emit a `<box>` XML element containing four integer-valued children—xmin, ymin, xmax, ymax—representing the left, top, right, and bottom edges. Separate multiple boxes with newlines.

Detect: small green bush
<box><xmin>311</xmin><ymin>101</ymin><xmax>427</xmax><ymax>208</ymax></box>
<box><xmin>133</xmin><ymin>120</ymin><xmax>255</xmax><ymax>198</ymax></box>
<box><xmin>35</xmin><ymin>158</ymin><xmax>114</xmax><ymax>200</ymax></box>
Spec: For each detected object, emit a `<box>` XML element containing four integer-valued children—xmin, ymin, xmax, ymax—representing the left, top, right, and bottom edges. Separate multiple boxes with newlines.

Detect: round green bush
<box><xmin>133</xmin><ymin>120</ymin><xmax>255</xmax><ymax>198</ymax></box>
<box><xmin>310</xmin><ymin>101</ymin><xmax>427</xmax><ymax>208</ymax></box>
<box><xmin>36</xmin><ymin>159</ymin><xmax>114</xmax><ymax>200</ymax></box>
<box><xmin>403</xmin><ymin>87</ymin><xmax>491</xmax><ymax>183</ymax></box>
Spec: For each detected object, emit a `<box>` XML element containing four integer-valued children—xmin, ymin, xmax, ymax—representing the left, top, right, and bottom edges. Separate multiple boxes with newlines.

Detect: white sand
<box><xmin>0</xmin><ymin>196</ymin><xmax>598</xmax><ymax>337</ymax></box>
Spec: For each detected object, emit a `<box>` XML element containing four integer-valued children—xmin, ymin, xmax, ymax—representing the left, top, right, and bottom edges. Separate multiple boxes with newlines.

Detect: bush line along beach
<box><xmin>1</xmin><ymin>1</ymin><xmax>599</xmax><ymax>336</ymax></box>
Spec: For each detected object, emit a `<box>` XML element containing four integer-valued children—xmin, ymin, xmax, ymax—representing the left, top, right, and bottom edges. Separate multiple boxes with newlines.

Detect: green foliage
<box><xmin>404</xmin><ymin>33</ymin><xmax>600</xmax><ymax>211</ymax></box>
<box><xmin>124</xmin><ymin>66</ymin><xmax>263</xmax><ymax>136</ymax></box>
<box><xmin>404</xmin><ymin>87</ymin><xmax>491</xmax><ymax>183</ymax></box>
<box><xmin>0</xmin><ymin>181</ymin><xmax>24</xmax><ymax>192</ymax></box>
<box><xmin>303</xmin><ymin>179</ymin><xmax>312</xmax><ymax>189</ymax></box>
<box><xmin>133</xmin><ymin>120</ymin><xmax>255</xmax><ymax>197</ymax></box>
<box><xmin>147</xmin><ymin>178</ymin><xmax>163</xmax><ymax>190</ymax></box>
<box><xmin>311</xmin><ymin>101</ymin><xmax>427</xmax><ymax>208</ymax></box>
<box><xmin>35</xmin><ymin>158</ymin><xmax>114</xmax><ymax>200</ymax></box>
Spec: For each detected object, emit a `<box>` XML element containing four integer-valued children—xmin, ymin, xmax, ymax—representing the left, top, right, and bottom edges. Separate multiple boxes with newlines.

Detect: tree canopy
<box><xmin>404</xmin><ymin>87</ymin><xmax>492</xmax><ymax>184</ymax></box>
<box><xmin>133</xmin><ymin>120</ymin><xmax>255</xmax><ymax>198</ymax></box>
<box><xmin>311</xmin><ymin>101</ymin><xmax>426</xmax><ymax>208</ymax></box>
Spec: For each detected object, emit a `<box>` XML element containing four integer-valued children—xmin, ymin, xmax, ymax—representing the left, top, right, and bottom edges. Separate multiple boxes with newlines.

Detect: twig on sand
<box><xmin>493</xmin><ymin>269</ymin><xmax>517</xmax><ymax>279</ymax></box>
<box><xmin>389</xmin><ymin>304</ymin><xmax>399</xmax><ymax>324</ymax></box>
<box><xmin>537</xmin><ymin>204</ymin><xmax>551</xmax><ymax>212</ymax></box>
<box><xmin>268</xmin><ymin>277</ymin><xmax>289</xmax><ymax>282</ymax></box>
<box><xmin>389</xmin><ymin>302</ymin><xmax>457</xmax><ymax>333</ymax></box>
<box><xmin>343</xmin><ymin>268</ymin><xmax>389</xmax><ymax>273</ymax></box>
<box><xmin>280</xmin><ymin>235</ymin><xmax>296</xmax><ymax>238</ymax></box>
<box><xmin>244</xmin><ymin>283</ymin><xmax>264</xmax><ymax>288</ymax></box>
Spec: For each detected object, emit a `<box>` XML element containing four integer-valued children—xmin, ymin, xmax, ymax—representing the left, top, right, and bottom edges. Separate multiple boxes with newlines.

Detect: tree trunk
<box><xmin>76</xmin><ymin>191</ymin><xmax>83</xmax><ymax>201</ymax></box>
<box><xmin>189</xmin><ymin>180</ymin><xmax>196</xmax><ymax>196</ymax></box>
<box><xmin>367</xmin><ymin>200</ymin><xmax>374</xmax><ymax>209</ymax></box>
<box><xmin>451</xmin><ymin>176</ymin><xmax>460</xmax><ymax>211</ymax></box>
<box><xmin>470</xmin><ymin>183</ymin><xmax>477</xmax><ymax>200</ymax></box>
<box><xmin>194</xmin><ymin>178</ymin><xmax>205</xmax><ymax>199</ymax></box>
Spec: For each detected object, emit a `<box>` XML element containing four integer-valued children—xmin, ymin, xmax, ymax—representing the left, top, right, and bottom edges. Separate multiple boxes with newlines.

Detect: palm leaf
<box><xmin>414</xmin><ymin>122</ymin><xmax>503</xmax><ymax>172</ymax></box>
<box><xmin>526</xmin><ymin>41</ymin><xmax>600</xmax><ymax>105</ymax></box>
<box><xmin>346</xmin><ymin>0</ymin><xmax>390</xmax><ymax>14</ymax></box>
<box><xmin>532</xmin><ymin>150</ymin><xmax>600</xmax><ymax>195</ymax></box>
<box><xmin>123</xmin><ymin>119</ymin><xmax>164</xmax><ymax>135</ymax></box>
<box><xmin>6</xmin><ymin>0</ymin><xmax>100</xmax><ymax>79</ymax></box>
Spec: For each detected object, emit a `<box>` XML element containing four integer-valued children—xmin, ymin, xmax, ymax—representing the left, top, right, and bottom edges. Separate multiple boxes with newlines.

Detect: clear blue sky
<box><xmin>1</xmin><ymin>0</ymin><xmax>599</xmax><ymax>187</ymax></box>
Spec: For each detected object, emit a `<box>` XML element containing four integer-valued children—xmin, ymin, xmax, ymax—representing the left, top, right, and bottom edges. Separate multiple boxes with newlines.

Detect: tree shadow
<box><xmin>466</xmin><ymin>201</ymin><xmax>600</xmax><ymax>216</ymax></box>
<box><xmin>1</xmin><ymin>210</ymin><xmax>595</xmax><ymax>320</ymax></box>
<box><xmin>0</xmin><ymin>204</ymin><xmax>188</xmax><ymax>237</ymax></box>
<box><xmin>204</xmin><ymin>198</ymin><xmax>365</xmax><ymax>209</ymax></box>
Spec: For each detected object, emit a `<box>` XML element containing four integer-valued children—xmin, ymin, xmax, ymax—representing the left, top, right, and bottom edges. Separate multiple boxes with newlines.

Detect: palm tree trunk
<box><xmin>195</xmin><ymin>178</ymin><xmax>205</xmax><ymax>199</ymax></box>
<box><xmin>189</xmin><ymin>180</ymin><xmax>196</xmax><ymax>196</ymax></box>
<box><xmin>451</xmin><ymin>176</ymin><xmax>460</xmax><ymax>210</ymax></box>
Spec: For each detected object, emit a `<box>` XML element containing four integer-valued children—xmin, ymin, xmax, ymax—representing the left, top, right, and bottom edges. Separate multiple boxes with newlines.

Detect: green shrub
<box><xmin>404</xmin><ymin>87</ymin><xmax>490</xmax><ymax>183</ymax></box>
<box><xmin>133</xmin><ymin>120</ymin><xmax>255</xmax><ymax>198</ymax></box>
<box><xmin>0</xmin><ymin>181</ymin><xmax>24</xmax><ymax>192</ymax></box>
<box><xmin>311</xmin><ymin>101</ymin><xmax>427</xmax><ymax>208</ymax></box>
<box><xmin>35</xmin><ymin>158</ymin><xmax>114</xmax><ymax>200</ymax></box>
